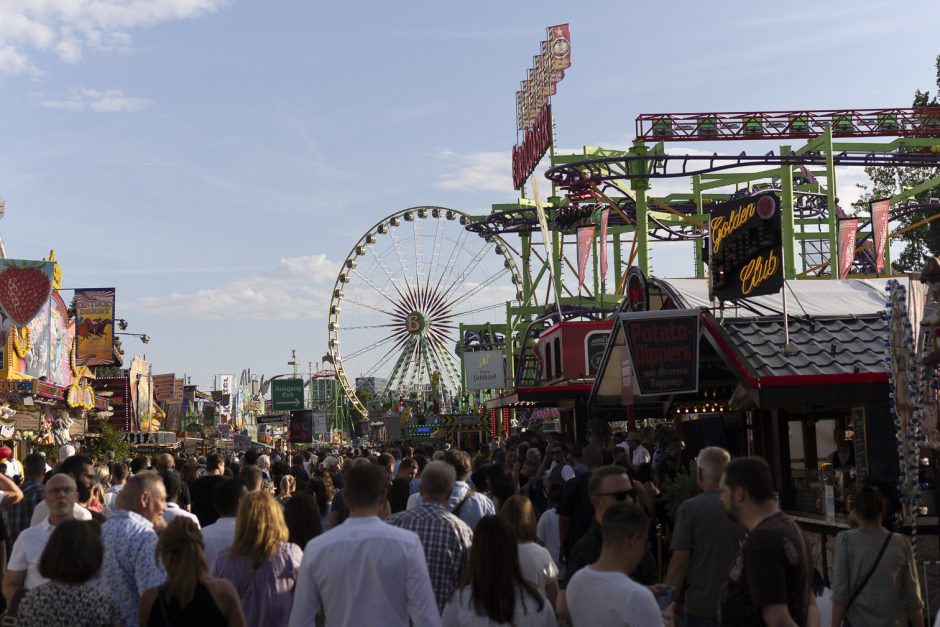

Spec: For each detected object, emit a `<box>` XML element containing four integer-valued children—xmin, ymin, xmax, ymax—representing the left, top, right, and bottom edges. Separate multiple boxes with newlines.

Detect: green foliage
<box><xmin>662</xmin><ymin>459</ymin><xmax>702</xmax><ymax>521</ymax></box>
<box><xmin>86</xmin><ymin>420</ymin><xmax>129</xmax><ymax>461</ymax></box>
<box><xmin>853</xmin><ymin>54</ymin><xmax>940</xmax><ymax>271</ymax></box>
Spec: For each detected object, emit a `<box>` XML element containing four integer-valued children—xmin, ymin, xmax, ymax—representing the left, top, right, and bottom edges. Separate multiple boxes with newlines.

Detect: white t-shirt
<box><xmin>517</xmin><ymin>542</ymin><xmax>559</xmax><ymax>594</ymax></box>
<box><xmin>30</xmin><ymin>502</ymin><xmax>91</xmax><ymax>526</ymax></box>
<box><xmin>8</xmin><ymin>518</ymin><xmax>54</xmax><ymax>589</ymax></box>
<box><xmin>565</xmin><ymin>566</ymin><xmax>663</xmax><ymax>627</ymax></box>
<box><xmin>536</xmin><ymin>509</ymin><xmax>562</xmax><ymax>579</ymax></box>
<box><xmin>442</xmin><ymin>585</ymin><xmax>557</xmax><ymax>627</ymax></box>
<box><xmin>163</xmin><ymin>502</ymin><xmax>201</xmax><ymax>528</ymax></box>
<box><xmin>631</xmin><ymin>445</ymin><xmax>651</xmax><ymax>467</ymax></box>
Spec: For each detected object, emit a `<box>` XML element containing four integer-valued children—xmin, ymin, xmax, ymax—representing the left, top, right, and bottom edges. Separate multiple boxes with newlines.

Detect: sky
<box><xmin>0</xmin><ymin>0</ymin><xmax>938</xmax><ymax>390</ymax></box>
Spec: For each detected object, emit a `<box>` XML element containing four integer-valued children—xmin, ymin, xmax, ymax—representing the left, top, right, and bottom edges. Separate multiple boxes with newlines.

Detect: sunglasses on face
<box><xmin>598</xmin><ymin>489</ymin><xmax>637</xmax><ymax>501</ymax></box>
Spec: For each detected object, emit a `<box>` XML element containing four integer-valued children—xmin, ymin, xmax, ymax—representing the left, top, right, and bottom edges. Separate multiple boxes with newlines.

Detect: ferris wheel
<box><xmin>328</xmin><ymin>206</ymin><xmax>523</xmax><ymax>418</ymax></box>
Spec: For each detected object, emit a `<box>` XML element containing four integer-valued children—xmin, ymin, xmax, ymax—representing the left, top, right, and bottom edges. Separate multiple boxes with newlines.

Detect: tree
<box><xmin>86</xmin><ymin>420</ymin><xmax>129</xmax><ymax>461</ymax></box>
<box><xmin>852</xmin><ymin>54</ymin><xmax>940</xmax><ymax>271</ymax></box>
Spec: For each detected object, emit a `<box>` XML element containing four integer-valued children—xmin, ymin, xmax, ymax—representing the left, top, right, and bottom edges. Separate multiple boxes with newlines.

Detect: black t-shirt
<box><xmin>189</xmin><ymin>475</ymin><xmax>225</xmax><ymax>527</ymax></box>
<box><xmin>556</xmin><ymin>472</ymin><xmax>593</xmax><ymax>558</ymax></box>
<box><xmin>719</xmin><ymin>511</ymin><xmax>811</xmax><ymax>626</ymax></box>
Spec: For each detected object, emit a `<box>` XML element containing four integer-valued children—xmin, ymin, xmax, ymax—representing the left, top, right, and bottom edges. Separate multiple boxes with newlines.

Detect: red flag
<box><xmin>577</xmin><ymin>226</ymin><xmax>593</xmax><ymax>292</ymax></box>
<box><xmin>599</xmin><ymin>209</ymin><xmax>610</xmax><ymax>282</ymax></box>
<box><xmin>838</xmin><ymin>218</ymin><xmax>859</xmax><ymax>279</ymax></box>
<box><xmin>871</xmin><ymin>200</ymin><xmax>890</xmax><ymax>274</ymax></box>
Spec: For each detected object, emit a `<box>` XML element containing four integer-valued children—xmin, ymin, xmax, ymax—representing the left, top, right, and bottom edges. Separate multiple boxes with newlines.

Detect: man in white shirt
<box><xmin>4</xmin><ymin>474</ymin><xmax>77</xmax><ymax>599</ymax></box>
<box><xmin>30</xmin><ymin>455</ymin><xmax>94</xmax><ymax>525</ymax></box>
<box><xmin>289</xmin><ymin>462</ymin><xmax>440</xmax><ymax>627</ymax></box>
<box><xmin>202</xmin><ymin>478</ymin><xmax>245</xmax><ymax>573</ymax></box>
<box><xmin>565</xmin><ymin>502</ymin><xmax>664</xmax><ymax>626</ymax></box>
<box><xmin>160</xmin><ymin>469</ymin><xmax>200</xmax><ymax>528</ymax></box>
<box><xmin>106</xmin><ymin>462</ymin><xmax>128</xmax><ymax>511</ymax></box>
<box><xmin>625</xmin><ymin>432</ymin><xmax>650</xmax><ymax>469</ymax></box>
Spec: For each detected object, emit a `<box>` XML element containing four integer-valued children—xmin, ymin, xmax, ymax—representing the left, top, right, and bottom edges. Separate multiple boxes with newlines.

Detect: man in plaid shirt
<box><xmin>387</xmin><ymin>461</ymin><xmax>473</xmax><ymax>613</ymax></box>
<box><xmin>5</xmin><ymin>454</ymin><xmax>45</xmax><ymax>545</ymax></box>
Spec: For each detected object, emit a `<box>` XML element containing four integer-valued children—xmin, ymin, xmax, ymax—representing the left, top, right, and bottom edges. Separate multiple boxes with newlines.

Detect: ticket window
<box><xmin>786</xmin><ymin>416</ymin><xmax>855</xmax><ymax>516</ymax></box>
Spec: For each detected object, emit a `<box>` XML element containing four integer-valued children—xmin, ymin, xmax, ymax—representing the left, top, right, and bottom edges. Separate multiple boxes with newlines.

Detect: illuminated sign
<box><xmin>511</xmin><ymin>24</ymin><xmax>571</xmax><ymax>190</ymax></box>
<box><xmin>708</xmin><ymin>192</ymin><xmax>783</xmax><ymax>301</ymax></box>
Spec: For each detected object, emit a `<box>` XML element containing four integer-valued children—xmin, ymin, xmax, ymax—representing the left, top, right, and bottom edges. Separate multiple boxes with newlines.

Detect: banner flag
<box><xmin>547</xmin><ymin>24</ymin><xmax>571</xmax><ymax>72</ymax></box>
<box><xmin>871</xmin><ymin>200</ymin><xmax>890</xmax><ymax>274</ymax></box>
<box><xmin>75</xmin><ymin>288</ymin><xmax>115</xmax><ymax>365</ymax></box>
<box><xmin>576</xmin><ymin>227</ymin><xmax>593</xmax><ymax>292</ymax></box>
<box><xmin>599</xmin><ymin>208</ymin><xmax>610</xmax><ymax>282</ymax></box>
<box><xmin>838</xmin><ymin>218</ymin><xmax>859</xmax><ymax>279</ymax></box>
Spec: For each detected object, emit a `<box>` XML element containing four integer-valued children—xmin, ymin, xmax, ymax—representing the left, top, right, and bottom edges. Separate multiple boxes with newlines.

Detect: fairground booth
<box><xmin>590</xmin><ymin>273</ymin><xmax>940</xmax><ymax>591</ymax></box>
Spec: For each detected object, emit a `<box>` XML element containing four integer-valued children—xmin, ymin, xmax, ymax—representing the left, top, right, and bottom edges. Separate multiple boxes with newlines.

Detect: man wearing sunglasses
<box><xmin>556</xmin><ymin>465</ymin><xmax>655</xmax><ymax>620</ymax></box>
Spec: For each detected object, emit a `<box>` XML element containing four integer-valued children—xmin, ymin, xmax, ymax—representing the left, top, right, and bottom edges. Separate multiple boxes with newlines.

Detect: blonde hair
<box><xmin>156</xmin><ymin>518</ymin><xmax>209</xmax><ymax>606</ymax></box>
<box><xmin>279</xmin><ymin>475</ymin><xmax>296</xmax><ymax>498</ymax></box>
<box><xmin>231</xmin><ymin>491</ymin><xmax>288</xmax><ymax>568</ymax></box>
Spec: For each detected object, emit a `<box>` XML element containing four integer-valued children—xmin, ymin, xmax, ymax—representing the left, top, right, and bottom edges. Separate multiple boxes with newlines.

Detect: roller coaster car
<box><xmin>831</xmin><ymin>115</ymin><xmax>853</xmax><ymax>133</ymax></box>
<box><xmin>877</xmin><ymin>113</ymin><xmax>899</xmax><ymax>131</ymax></box>
<box><xmin>652</xmin><ymin>120</ymin><xmax>673</xmax><ymax>137</ymax></box>
<box><xmin>743</xmin><ymin>117</ymin><xmax>763</xmax><ymax>135</ymax></box>
<box><xmin>697</xmin><ymin>117</ymin><xmax>718</xmax><ymax>136</ymax></box>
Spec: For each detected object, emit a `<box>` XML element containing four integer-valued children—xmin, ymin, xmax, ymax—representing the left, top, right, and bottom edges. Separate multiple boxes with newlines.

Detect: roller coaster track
<box><xmin>545</xmin><ymin>150</ymin><xmax>940</xmax><ymax>186</ymax></box>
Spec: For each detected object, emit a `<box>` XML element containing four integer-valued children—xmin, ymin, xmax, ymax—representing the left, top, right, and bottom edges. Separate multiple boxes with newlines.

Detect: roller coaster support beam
<box><xmin>693</xmin><ymin>175</ymin><xmax>706</xmax><ymax>278</ymax></box>
<box><xmin>631</xmin><ymin>139</ymin><xmax>651</xmax><ymax>274</ymax></box>
<box><xmin>780</xmin><ymin>146</ymin><xmax>797</xmax><ymax>280</ymax></box>
<box><xmin>824</xmin><ymin>127</ymin><xmax>839</xmax><ymax>280</ymax></box>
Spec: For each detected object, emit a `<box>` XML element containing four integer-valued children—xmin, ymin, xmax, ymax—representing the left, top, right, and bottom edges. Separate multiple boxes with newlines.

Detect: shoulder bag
<box><xmin>843</xmin><ymin>531</ymin><xmax>893</xmax><ymax>626</ymax></box>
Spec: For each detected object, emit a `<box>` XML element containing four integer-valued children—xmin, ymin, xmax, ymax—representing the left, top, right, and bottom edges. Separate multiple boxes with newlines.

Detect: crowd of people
<box><xmin>0</xmin><ymin>429</ymin><xmax>928</xmax><ymax>626</ymax></box>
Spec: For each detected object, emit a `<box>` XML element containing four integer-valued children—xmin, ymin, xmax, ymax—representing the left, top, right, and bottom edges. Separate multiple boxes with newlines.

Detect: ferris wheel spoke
<box><xmin>433</xmin><ymin>227</ymin><xmax>471</xmax><ymax>294</ymax></box>
<box><xmin>440</xmin><ymin>239</ymin><xmax>494</xmax><ymax>298</ymax></box>
<box><xmin>367</xmin><ymin>243</ymin><xmax>409</xmax><ymax>301</ymax></box>
<box><xmin>341</xmin><ymin>296</ymin><xmax>397</xmax><ymax>318</ymax></box>
<box><xmin>389</xmin><ymin>227</ymin><xmax>414</xmax><ymax>291</ymax></box>
<box><xmin>338</xmin><ymin>322</ymin><xmax>401</xmax><ymax>331</ymax></box>
<box><xmin>427</xmin><ymin>215</ymin><xmax>445</xmax><ymax>292</ymax></box>
<box><xmin>413</xmin><ymin>217</ymin><xmax>424</xmax><ymax>289</ymax></box>
<box><xmin>361</xmin><ymin>333</ymin><xmax>411</xmax><ymax>378</ymax></box>
<box><xmin>350</xmin><ymin>269</ymin><xmax>400</xmax><ymax>308</ymax></box>
<box><xmin>342</xmin><ymin>332</ymin><xmax>404</xmax><ymax>361</ymax></box>
<box><xmin>442</xmin><ymin>267</ymin><xmax>510</xmax><ymax>312</ymax></box>
<box><xmin>447</xmin><ymin>301</ymin><xmax>508</xmax><ymax>318</ymax></box>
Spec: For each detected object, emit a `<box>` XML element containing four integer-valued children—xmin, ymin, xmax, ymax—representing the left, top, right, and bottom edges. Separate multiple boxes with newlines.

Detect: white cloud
<box><xmin>38</xmin><ymin>87</ymin><xmax>153</xmax><ymax>112</ymax></box>
<box><xmin>127</xmin><ymin>254</ymin><xmax>341</xmax><ymax>320</ymax></box>
<box><xmin>0</xmin><ymin>0</ymin><xmax>228</xmax><ymax>75</ymax></box>
<box><xmin>435</xmin><ymin>150</ymin><xmax>513</xmax><ymax>192</ymax></box>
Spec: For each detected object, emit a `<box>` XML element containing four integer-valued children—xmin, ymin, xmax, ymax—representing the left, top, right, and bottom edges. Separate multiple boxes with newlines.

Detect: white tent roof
<box><xmin>660</xmin><ymin>277</ymin><xmax>898</xmax><ymax>317</ymax></box>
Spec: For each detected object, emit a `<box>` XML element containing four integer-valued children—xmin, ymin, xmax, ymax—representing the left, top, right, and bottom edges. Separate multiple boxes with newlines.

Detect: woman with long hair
<box><xmin>443</xmin><ymin>515</ymin><xmax>556</xmax><ymax>626</ymax></box>
<box><xmin>307</xmin><ymin>475</ymin><xmax>333</xmax><ymax>531</ymax></box>
<box><xmin>831</xmin><ymin>486</ymin><xmax>924</xmax><ymax>626</ymax></box>
<box><xmin>17</xmin><ymin>520</ymin><xmax>122</xmax><ymax>626</ymax></box>
<box><xmin>214</xmin><ymin>491</ymin><xmax>304</xmax><ymax>627</ymax></box>
<box><xmin>139</xmin><ymin>517</ymin><xmax>245</xmax><ymax>627</ymax></box>
<box><xmin>500</xmin><ymin>495</ymin><xmax>559</xmax><ymax>605</ymax></box>
<box><xmin>279</xmin><ymin>475</ymin><xmax>296</xmax><ymax>503</ymax></box>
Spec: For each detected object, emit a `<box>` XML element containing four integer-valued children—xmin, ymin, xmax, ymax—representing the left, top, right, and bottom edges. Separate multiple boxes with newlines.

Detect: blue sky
<box><xmin>0</xmin><ymin>0</ymin><xmax>937</xmax><ymax>389</ymax></box>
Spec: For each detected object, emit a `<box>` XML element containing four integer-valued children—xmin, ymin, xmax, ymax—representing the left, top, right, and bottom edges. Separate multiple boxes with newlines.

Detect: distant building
<box><xmin>355</xmin><ymin>377</ymin><xmax>388</xmax><ymax>395</ymax></box>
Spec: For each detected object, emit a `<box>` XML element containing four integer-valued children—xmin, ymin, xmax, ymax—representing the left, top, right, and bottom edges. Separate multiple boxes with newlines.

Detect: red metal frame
<box><xmin>636</xmin><ymin>107</ymin><xmax>940</xmax><ymax>142</ymax></box>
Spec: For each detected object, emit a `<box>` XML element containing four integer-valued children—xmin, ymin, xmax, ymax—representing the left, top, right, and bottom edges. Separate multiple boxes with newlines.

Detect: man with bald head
<box><xmin>387</xmin><ymin>460</ymin><xmax>473</xmax><ymax>612</ymax></box>
<box><xmin>4</xmin><ymin>474</ymin><xmax>77</xmax><ymax>600</ymax></box>
<box><xmin>98</xmin><ymin>472</ymin><xmax>167</xmax><ymax>626</ymax></box>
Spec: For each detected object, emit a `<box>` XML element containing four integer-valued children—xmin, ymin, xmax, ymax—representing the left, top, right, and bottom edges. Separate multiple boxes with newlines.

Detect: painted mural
<box><xmin>20</xmin><ymin>293</ymin><xmax>73</xmax><ymax>386</ymax></box>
